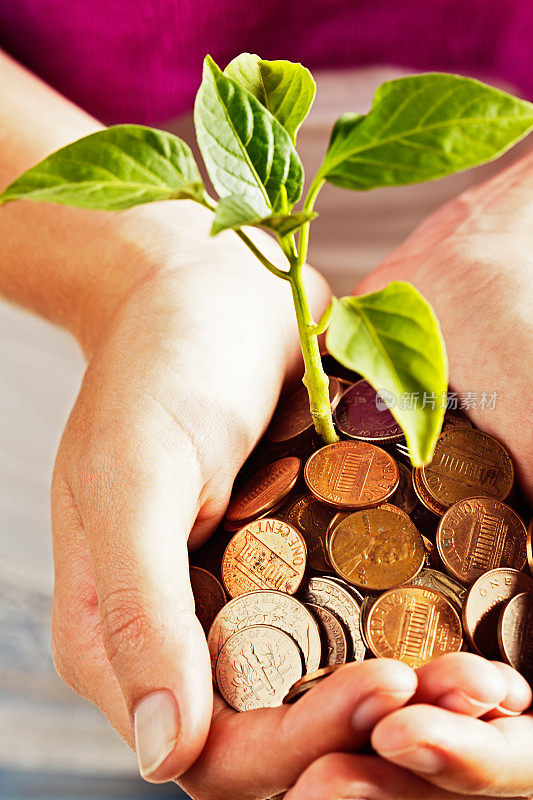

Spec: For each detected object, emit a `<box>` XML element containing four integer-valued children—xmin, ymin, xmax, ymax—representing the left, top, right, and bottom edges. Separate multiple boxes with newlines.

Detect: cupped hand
<box><xmin>49</xmin><ymin>200</ymin><xmax>333</xmax><ymax>785</ymax></box>
<box><xmin>283</xmin><ymin>150</ymin><xmax>533</xmax><ymax>800</ymax></box>
<box><xmin>284</xmin><ymin>654</ymin><xmax>532</xmax><ymax>800</ymax></box>
<box><xmin>354</xmin><ymin>149</ymin><xmax>533</xmax><ymax>499</ymax></box>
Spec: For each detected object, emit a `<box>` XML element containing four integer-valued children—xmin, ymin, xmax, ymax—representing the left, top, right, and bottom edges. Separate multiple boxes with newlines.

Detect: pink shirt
<box><xmin>0</xmin><ymin>0</ymin><xmax>531</xmax><ymax>124</ymax></box>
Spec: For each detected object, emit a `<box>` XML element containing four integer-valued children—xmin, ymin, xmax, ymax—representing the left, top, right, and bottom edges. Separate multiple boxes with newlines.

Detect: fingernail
<box><xmin>351</xmin><ymin>690</ymin><xmax>412</xmax><ymax>731</ymax></box>
<box><xmin>134</xmin><ymin>690</ymin><xmax>179</xmax><ymax>780</ymax></box>
<box><xmin>438</xmin><ymin>688</ymin><xmax>495</xmax><ymax>715</ymax></box>
<box><xmin>495</xmin><ymin>704</ymin><xmax>521</xmax><ymax>717</ymax></box>
<box><xmin>379</xmin><ymin>745</ymin><xmax>444</xmax><ymax>774</ymax></box>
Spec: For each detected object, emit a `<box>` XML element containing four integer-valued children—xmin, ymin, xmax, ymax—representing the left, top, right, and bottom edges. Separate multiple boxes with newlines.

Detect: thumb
<box><xmin>72</xmin><ymin>427</ymin><xmax>214</xmax><ymax>783</ymax></box>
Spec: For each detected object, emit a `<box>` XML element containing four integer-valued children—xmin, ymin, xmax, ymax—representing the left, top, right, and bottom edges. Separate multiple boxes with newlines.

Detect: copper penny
<box><xmin>391</xmin><ymin>462</ymin><xmax>417</xmax><ymax>515</ymax></box>
<box><xmin>412</xmin><ymin>467</ymin><xmax>447</xmax><ymax>516</ymax></box>
<box><xmin>420</xmin><ymin>429</ymin><xmax>514</xmax><ymax>509</ymax></box>
<box><xmin>301</xmin><ymin>576</ymin><xmax>366</xmax><ymax>662</ymax></box>
<box><xmin>304</xmin><ymin>440</ymin><xmax>399</xmax><ymax>510</ymax></box>
<box><xmin>324</xmin><ymin>575</ymin><xmax>366</xmax><ymax>604</ymax></box>
<box><xmin>282</xmin><ymin>493</ymin><xmax>335</xmax><ymax>572</ymax></box>
<box><xmin>337</xmin><ymin>378</ymin><xmax>354</xmax><ymax>392</ymax></box>
<box><xmin>360</xmin><ymin>593</ymin><xmax>376</xmax><ymax>648</ymax></box>
<box><xmin>224</xmin><ymin>457</ymin><xmax>301</xmax><ymax>529</ymax></box>
<box><xmin>526</xmin><ymin>518</ymin><xmax>533</xmax><ymax>575</ymax></box>
<box><xmin>189</xmin><ymin>567</ymin><xmax>226</xmax><ymax>635</ymax></box>
<box><xmin>282</xmin><ymin>665</ymin><xmax>342</xmax><ymax>704</ymax></box>
<box><xmin>334</xmin><ymin>379</ymin><xmax>403</xmax><ymax>442</ymax></box>
<box><xmin>410</xmin><ymin>502</ymin><xmax>439</xmax><ymax>540</ymax></box>
<box><xmin>422</xmin><ymin>536</ymin><xmax>442</xmax><ymax>570</ymax></box>
<box><xmin>328</xmin><ymin>506</ymin><xmax>425</xmax><ymax>591</ymax></box>
<box><xmin>305</xmin><ymin>603</ymin><xmax>348</xmax><ymax>666</ymax></box>
<box><xmin>326</xmin><ymin>510</ymin><xmax>351</xmax><ymax>550</ymax></box>
<box><xmin>498</xmin><ymin>592</ymin><xmax>533</xmax><ymax>681</ymax></box>
<box><xmin>215</xmin><ymin>625</ymin><xmax>303</xmax><ymax>711</ymax></box>
<box><xmin>222</xmin><ymin>518</ymin><xmax>307</xmax><ymax>598</ymax></box>
<box><xmin>266</xmin><ymin>377</ymin><xmax>341</xmax><ymax>445</ymax></box>
<box><xmin>367</xmin><ymin>585</ymin><xmax>463</xmax><ymax>667</ymax></box>
<box><xmin>437</xmin><ymin>498</ymin><xmax>527</xmax><ymax>585</ymax></box>
<box><xmin>442</xmin><ymin>408</ymin><xmax>473</xmax><ymax>432</ymax></box>
<box><xmin>408</xmin><ymin>568</ymin><xmax>467</xmax><ymax>614</ymax></box>
<box><xmin>463</xmin><ymin>568</ymin><xmax>533</xmax><ymax>658</ymax></box>
<box><xmin>207</xmin><ymin>589</ymin><xmax>322</xmax><ymax>673</ymax></box>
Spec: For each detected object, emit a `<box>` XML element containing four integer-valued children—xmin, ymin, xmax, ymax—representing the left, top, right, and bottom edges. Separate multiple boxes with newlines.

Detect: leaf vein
<box><xmin>203</xmin><ymin>81</ymin><xmax>271</xmax><ymax>207</ymax></box>
<box><xmin>324</xmin><ymin>112</ymin><xmax>533</xmax><ymax>173</ymax></box>
<box><xmin>373</xmin><ymin>84</ymin><xmax>428</xmax><ymax>139</ymax></box>
<box><xmin>415</xmin><ymin>87</ymin><xmax>457</xmax><ymax>128</ymax></box>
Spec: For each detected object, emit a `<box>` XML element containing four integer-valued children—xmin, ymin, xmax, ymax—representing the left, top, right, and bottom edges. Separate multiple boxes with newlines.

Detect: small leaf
<box><xmin>224</xmin><ymin>53</ymin><xmax>316</xmax><ymax>141</ymax></box>
<box><xmin>211</xmin><ymin>194</ymin><xmax>316</xmax><ymax>236</ymax></box>
<box><xmin>319</xmin><ymin>74</ymin><xmax>533</xmax><ymax>190</ymax></box>
<box><xmin>224</xmin><ymin>53</ymin><xmax>265</xmax><ymax>97</ymax></box>
<box><xmin>326</xmin><ymin>282</ymin><xmax>448</xmax><ymax>466</ymax></box>
<box><xmin>0</xmin><ymin>125</ymin><xmax>205</xmax><ymax>209</ymax></box>
<box><xmin>265</xmin><ymin>210</ymin><xmax>317</xmax><ymax>237</ymax></box>
<box><xmin>328</xmin><ymin>112</ymin><xmax>365</xmax><ymax>148</ymax></box>
<box><xmin>194</xmin><ymin>55</ymin><xmax>304</xmax><ymax>216</ymax></box>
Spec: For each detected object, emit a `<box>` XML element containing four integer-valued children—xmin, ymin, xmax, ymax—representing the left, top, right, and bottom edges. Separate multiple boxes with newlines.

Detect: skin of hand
<box><xmin>47</xmin><ymin>196</ymin><xmax>336</xmax><ymax>787</ymax></box>
<box><xmin>283</xmin><ymin>149</ymin><xmax>533</xmax><ymax>800</ymax></box>
<box><xmin>354</xmin><ymin>146</ymin><xmax>533</xmax><ymax>501</ymax></box>
<box><xmin>283</xmin><ymin>656</ymin><xmax>532</xmax><ymax>800</ymax></box>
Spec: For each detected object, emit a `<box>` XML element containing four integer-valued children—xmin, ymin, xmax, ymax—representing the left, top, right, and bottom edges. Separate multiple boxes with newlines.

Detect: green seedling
<box><xmin>2</xmin><ymin>54</ymin><xmax>532</xmax><ymax>463</ymax></box>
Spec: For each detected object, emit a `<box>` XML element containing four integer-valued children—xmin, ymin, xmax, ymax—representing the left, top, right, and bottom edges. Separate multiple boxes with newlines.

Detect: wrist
<box><xmin>72</xmin><ymin>202</ymin><xmax>216</xmax><ymax>358</ymax></box>
<box><xmin>76</xmin><ymin>202</ymin><xmax>332</xmax><ymax>369</ymax></box>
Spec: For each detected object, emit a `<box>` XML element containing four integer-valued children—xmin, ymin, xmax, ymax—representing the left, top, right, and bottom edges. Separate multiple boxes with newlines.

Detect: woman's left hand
<box><xmin>177</xmin><ymin>652</ymin><xmax>530</xmax><ymax>800</ymax></box>
<box><xmin>284</xmin><ymin>656</ymin><xmax>533</xmax><ymax>800</ymax></box>
<box><xmin>283</xmin><ymin>150</ymin><xmax>533</xmax><ymax>800</ymax></box>
<box><xmin>284</xmin><ymin>711</ymin><xmax>533</xmax><ymax>799</ymax></box>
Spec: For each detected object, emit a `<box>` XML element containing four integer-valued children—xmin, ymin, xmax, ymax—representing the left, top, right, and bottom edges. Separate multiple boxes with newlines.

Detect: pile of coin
<box><xmin>190</xmin><ymin>368</ymin><xmax>533</xmax><ymax>712</ymax></box>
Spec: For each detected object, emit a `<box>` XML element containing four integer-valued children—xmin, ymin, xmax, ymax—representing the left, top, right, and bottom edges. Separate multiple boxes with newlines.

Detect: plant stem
<box><xmin>296</xmin><ymin>175</ymin><xmax>325</xmax><ymax>270</ymax></box>
<box><xmin>200</xmin><ymin>193</ymin><xmax>291</xmax><ymax>281</ymax></box>
<box><xmin>284</xmin><ymin>174</ymin><xmax>337</xmax><ymax>443</ymax></box>
<box><xmin>235</xmin><ymin>230</ymin><xmax>291</xmax><ymax>281</ymax></box>
<box><xmin>290</xmin><ymin>269</ymin><xmax>338</xmax><ymax>444</ymax></box>
<box><xmin>203</xmin><ymin>185</ymin><xmax>337</xmax><ymax>443</ymax></box>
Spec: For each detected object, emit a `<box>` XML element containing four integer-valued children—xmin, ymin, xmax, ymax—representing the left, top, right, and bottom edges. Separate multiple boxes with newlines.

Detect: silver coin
<box><xmin>359</xmin><ymin>594</ymin><xmax>377</xmax><ymax>649</ymax></box>
<box><xmin>409</xmin><ymin>568</ymin><xmax>467</xmax><ymax>613</ymax></box>
<box><xmin>207</xmin><ymin>590</ymin><xmax>322</xmax><ymax>673</ymax></box>
<box><xmin>324</xmin><ymin>574</ymin><xmax>365</xmax><ymax>604</ymax></box>
<box><xmin>216</xmin><ymin>625</ymin><xmax>303</xmax><ymax>711</ymax></box>
<box><xmin>300</xmin><ymin>576</ymin><xmax>366</xmax><ymax>661</ymax></box>
<box><xmin>305</xmin><ymin>603</ymin><xmax>348</xmax><ymax>666</ymax></box>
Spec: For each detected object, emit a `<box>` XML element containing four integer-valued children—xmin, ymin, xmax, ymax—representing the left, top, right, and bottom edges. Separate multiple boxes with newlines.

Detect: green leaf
<box><xmin>328</xmin><ymin>112</ymin><xmax>365</xmax><ymax>148</ymax></box>
<box><xmin>0</xmin><ymin>125</ymin><xmax>205</xmax><ymax>209</ymax></box>
<box><xmin>326</xmin><ymin>282</ymin><xmax>448</xmax><ymax>466</ymax></box>
<box><xmin>319</xmin><ymin>74</ymin><xmax>533</xmax><ymax>190</ymax></box>
<box><xmin>194</xmin><ymin>55</ymin><xmax>304</xmax><ymax>217</ymax></box>
<box><xmin>224</xmin><ymin>53</ymin><xmax>316</xmax><ymax>141</ymax></box>
<box><xmin>211</xmin><ymin>194</ymin><xmax>316</xmax><ymax>235</ymax></box>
